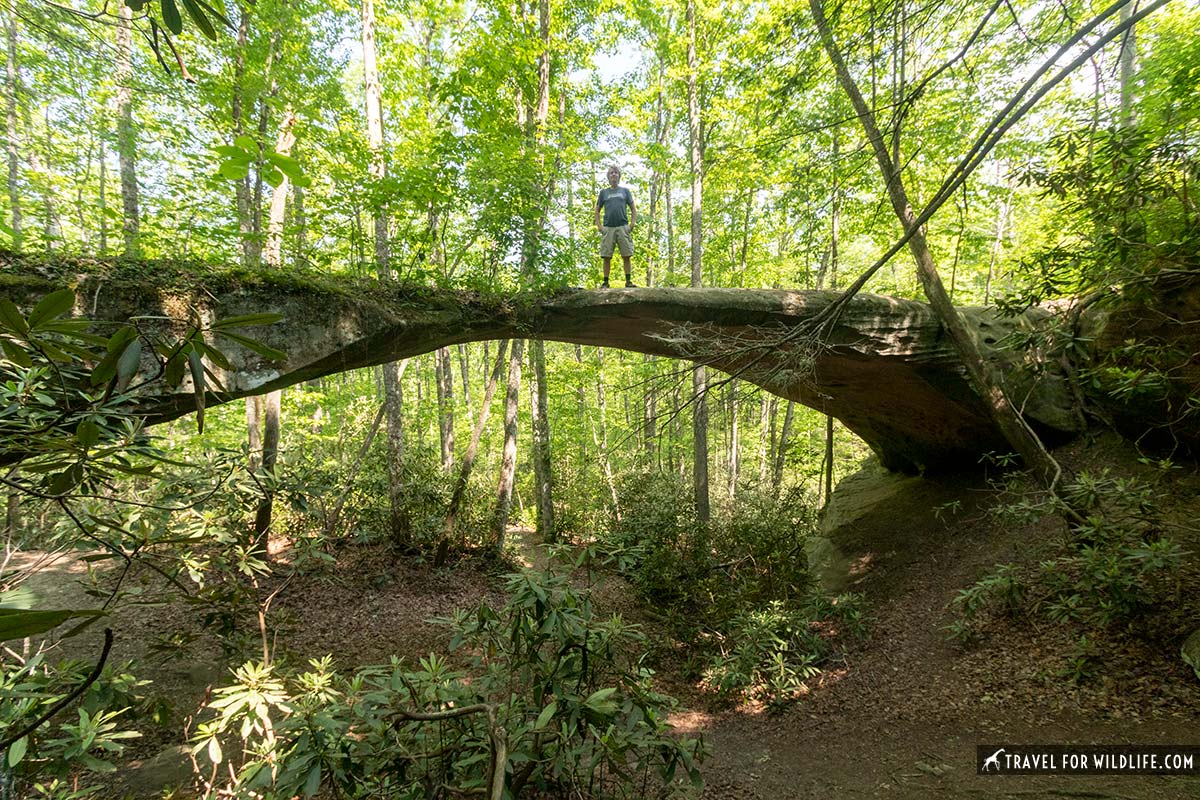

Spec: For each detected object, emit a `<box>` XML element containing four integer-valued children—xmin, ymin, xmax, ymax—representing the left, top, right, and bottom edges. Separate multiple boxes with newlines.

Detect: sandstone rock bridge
<box><xmin>8</xmin><ymin>267</ymin><xmax>1084</xmax><ymax>473</ymax></box>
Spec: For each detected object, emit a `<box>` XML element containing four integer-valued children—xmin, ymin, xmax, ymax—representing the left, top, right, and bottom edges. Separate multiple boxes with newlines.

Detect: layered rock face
<box><xmin>2</xmin><ymin>265</ymin><xmax>1088</xmax><ymax>473</ymax></box>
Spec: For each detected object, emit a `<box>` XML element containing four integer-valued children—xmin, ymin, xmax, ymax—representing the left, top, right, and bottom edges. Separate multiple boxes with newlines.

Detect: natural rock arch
<box><xmin>5</xmin><ymin>266</ymin><xmax>1083</xmax><ymax>472</ymax></box>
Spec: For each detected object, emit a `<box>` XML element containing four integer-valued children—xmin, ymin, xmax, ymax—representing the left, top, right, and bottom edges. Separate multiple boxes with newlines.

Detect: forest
<box><xmin>0</xmin><ymin>0</ymin><xmax>1198</xmax><ymax>796</ymax></box>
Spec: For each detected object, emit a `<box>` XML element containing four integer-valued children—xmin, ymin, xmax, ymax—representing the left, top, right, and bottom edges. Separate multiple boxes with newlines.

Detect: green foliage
<box><xmin>0</xmin><ymin>655</ymin><xmax>145</xmax><ymax>797</ymax></box>
<box><xmin>948</xmin><ymin>469</ymin><xmax>1189</xmax><ymax>649</ymax></box>
<box><xmin>701</xmin><ymin>594</ymin><xmax>866</xmax><ymax>710</ymax></box>
<box><xmin>214</xmin><ymin>137</ymin><xmax>313</xmax><ymax>190</ymax></box>
<box><xmin>1010</xmin><ymin>126</ymin><xmax>1198</xmax><ymax>308</ymax></box>
<box><xmin>599</xmin><ymin>472</ymin><xmax>864</xmax><ymax>708</ymax></box>
<box><xmin>0</xmin><ymin>291</ymin><xmax>290</xmax><ymax>790</ymax></box>
<box><xmin>192</xmin><ymin>570</ymin><xmax>705</xmax><ymax>799</ymax></box>
<box><xmin>951</xmin><ymin>563</ymin><xmax>1026</xmax><ymax>622</ymax></box>
<box><xmin>1058</xmin><ymin>634</ymin><xmax>1101</xmax><ymax>685</ymax></box>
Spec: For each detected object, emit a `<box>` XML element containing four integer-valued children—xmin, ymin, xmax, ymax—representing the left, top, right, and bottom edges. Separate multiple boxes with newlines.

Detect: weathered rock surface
<box><xmin>806</xmin><ymin>460</ymin><xmax>927</xmax><ymax>592</ymax></box>
<box><xmin>3</xmin><ymin>262</ymin><xmax>1083</xmax><ymax>472</ymax></box>
<box><xmin>1083</xmin><ymin>273</ymin><xmax>1200</xmax><ymax>458</ymax></box>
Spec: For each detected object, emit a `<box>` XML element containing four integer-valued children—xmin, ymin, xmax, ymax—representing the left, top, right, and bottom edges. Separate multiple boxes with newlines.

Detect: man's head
<box><xmin>606</xmin><ymin>165</ymin><xmax>621</xmax><ymax>187</ymax></box>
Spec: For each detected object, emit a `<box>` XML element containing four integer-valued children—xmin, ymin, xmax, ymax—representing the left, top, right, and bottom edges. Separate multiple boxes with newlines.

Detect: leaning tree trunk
<box><xmin>810</xmin><ymin>0</ymin><xmax>1062</xmax><ymax>490</ymax></box>
<box><xmin>443</xmin><ymin>340</ymin><xmax>509</xmax><ymax>550</ymax></box>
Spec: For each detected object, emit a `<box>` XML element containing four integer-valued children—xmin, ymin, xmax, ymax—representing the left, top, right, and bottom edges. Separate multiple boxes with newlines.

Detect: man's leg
<box><xmin>602</xmin><ymin>257</ymin><xmax>612</xmax><ymax>286</ymax></box>
<box><xmin>622</xmin><ymin>255</ymin><xmax>634</xmax><ymax>286</ymax></box>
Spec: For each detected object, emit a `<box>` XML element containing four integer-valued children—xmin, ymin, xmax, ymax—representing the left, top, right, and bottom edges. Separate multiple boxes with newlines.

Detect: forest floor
<box><xmin>690</xmin><ymin>437</ymin><xmax>1200</xmax><ymax>800</ymax></box>
<box><xmin>16</xmin><ymin>436</ymin><xmax>1200</xmax><ymax>799</ymax></box>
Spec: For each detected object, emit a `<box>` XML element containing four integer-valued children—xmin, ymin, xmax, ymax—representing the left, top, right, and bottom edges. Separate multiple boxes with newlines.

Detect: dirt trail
<box><xmin>687</xmin><ymin>457</ymin><xmax>1200</xmax><ymax>799</ymax></box>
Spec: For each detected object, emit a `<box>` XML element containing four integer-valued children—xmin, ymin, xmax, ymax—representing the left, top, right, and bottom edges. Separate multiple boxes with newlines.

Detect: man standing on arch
<box><xmin>595</xmin><ymin>165</ymin><xmax>636</xmax><ymax>288</ymax></box>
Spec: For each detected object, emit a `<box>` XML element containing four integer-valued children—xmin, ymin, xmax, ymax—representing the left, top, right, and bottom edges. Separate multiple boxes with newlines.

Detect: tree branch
<box><xmin>0</xmin><ymin>628</ymin><xmax>114</xmax><ymax>753</ymax></box>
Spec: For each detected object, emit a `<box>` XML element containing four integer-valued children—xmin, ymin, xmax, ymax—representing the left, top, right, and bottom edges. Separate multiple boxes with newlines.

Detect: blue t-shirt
<box><xmin>597</xmin><ymin>187</ymin><xmax>633</xmax><ymax>227</ymax></box>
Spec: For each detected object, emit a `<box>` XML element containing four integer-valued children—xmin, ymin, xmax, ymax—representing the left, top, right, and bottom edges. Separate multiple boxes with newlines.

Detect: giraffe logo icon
<box><xmin>982</xmin><ymin>748</ymin><xmax>1006</xmax><ymax>772</ymax></box>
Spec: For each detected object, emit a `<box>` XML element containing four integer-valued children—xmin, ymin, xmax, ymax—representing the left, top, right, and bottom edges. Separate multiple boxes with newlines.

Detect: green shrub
<box><xmin>191</xmin><ymin>569</ymin><xmax>705</xmax><ymax>799</ymax></box>
<box><xmin>948</xmin><ymin>469</ymin><xmax>1189</xmax><ymax>645</ymax></box>
<box><xmin>600</xmin><ymin>473</ymin><xmax>863</xmax><ymax>709</ymax></box>
<box><xmin>0</xmin><ymin>656</ymin><xmax>144</xmax><ymax>798</ymax></box>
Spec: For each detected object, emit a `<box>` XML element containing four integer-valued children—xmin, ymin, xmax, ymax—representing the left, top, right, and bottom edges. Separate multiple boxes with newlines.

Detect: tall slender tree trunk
<box><xmin>823</xmin><ymin>414</ymin><xmax>834</xmax><ymax>507</ymax></box>
<box><xmin>363</xmin><ymin>0</ymin><xmax>388</xmax><ymax>278</ymax></box>
<box><xmin>232</xmin><ymin>5</ymin><xmax>253</xmax><ymax>268</ymax></box>
<box><xmin>522</xmin><ymin>0</ymin><xmax>555</xmax><ymax>542</ymax></box>
<box><xmin>115</xmin><ymin>1</ymin><xmax>139</xmax><ymax>256</ymax></box>
<box><xmin>98</xmin><ymin>136</ymin><xmax>107</xmax><ymax>255</ymax></box>
<box><xmin>362</xmin><ymin>0</ymin><xmax>409</xmax><ymax>540</ymax></box>
<box><xmin>529</xmin><ymin>341</ymin><xmax>554</xmax><ymax>541</ymax></box>
<box><xmin>382</xmin><ymin>360</ymin><xmax>408</xmax><ymax>542</ymax></box>
<box><xmin>38</xmin><ymin>107</ymin><xmax>60</xmax><ymax>250</ymax></box>
<box><xmin>1118</xmin><ymin>2</ymin><xmax>1136</xmax><ymax>128</ymax></box>
<box><xmin>4</xmin><ymin>10</ymin><xmax>19</xmax><ymax>251</ymax></box>
<box><xmin>290</xmin><ymin>176</ymin><xmax>306</xmax><ymax>267</ymax></box>
<box><xmin>810</xmin><ymin>0</ymin><xmax>1062</xmax><ymax>489</ymax></box>
<box><xmin>686</xmin><ymin>0</ymin><xmax>709</xmax><ymax>523</ymax></box>
<box><xmin>458</xmin><ymin>344</ymin><xmax>474</xmax><ymax>421</ymax></box>
<box><xmin>643</xmin><ymin>354</ymin><xmax>656</xmax><ymax>461</ymax></box>
<box><xmin>727</xmin><ymin>379</ymin><xmax>739</xmax><ymax>498</ymax></box>
<box><xmin>816</xmin><ymin>125</ymin><xmax>840</xmax><ymax>290</ymax></box>
<box><xmin>572</xmin><ymin>343</ymin><xmax>589</xmax><ymax>465</ymax></box>
<box><xmin>435</xmin><ymin>346</ymin><xmax>455</xmax><ymax>471</ymax></box>
<box><xmin>819</xmin><ymin>125</ymin><xmax>840</xmax><ymax>505</ymax></box>
<box><xmin>252</xmin><ymin>390</ymin><xmax>281</xmax><ymax>546</ymax></box>
<box><xmin>758</xmin><ymin>393</ymin><xmax>773</xmax><ymax>485</ymax></box>
<box><xmin>984</xmin><ymin>177</ymin><xmax>1011</xmax><ymax>304</ymax></box>
<box><xmin>249</xmin><ymin>110</ymin><xmax>297</xmax><ymax>549</ymax></box>
<box><xmin>249</xmin><ymin>33</ymin><xmax>282</xmax><ymax>268</ymax></box>
<box><xmin>246</xmin><ymin>396</ymin><xmax>262</xmax><ymax>470</ymax></box>
<box><xmin>264</xmin><ymin>111</ymin><xmax>296</xmax><ymax>267</ymax></box>
<box><xmin>492</xmin><ymin>339</ymin><xmax>524</xmax><ymax>550</ymax></box>
<box><xmin>665</xmin><ymin>169</ymin><xmax>675</xmax><ymax>280</ymax></box>
<box><xmin>772</xmin><ymin>401</ymin><xmax>794</xmax><ymax>494</ymax></box>
<box><xmin>594</xmin><ymin>348</ymin><xmax>620</xmax><ymax>514</ymax></box>
<box><xmin>646</xmin><ymin>55</ymin><xmax>667</xmax><ymax>286</ymax></box>
<box><xmin>686</xmin><ymin>0</ymin><xmax>702</xmax><ymax>290</ymax></box>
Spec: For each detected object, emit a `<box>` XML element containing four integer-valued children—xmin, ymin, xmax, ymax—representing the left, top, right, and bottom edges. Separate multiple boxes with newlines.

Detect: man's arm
<box><xmin>595</xmin><ymin>193</ymin><xmax>603</xmax><ymax>230</ymax></box>
<box><xmin>627</xmin><ymin>190</ymin><xmax>636</xmax><ymax>229</ymax></box>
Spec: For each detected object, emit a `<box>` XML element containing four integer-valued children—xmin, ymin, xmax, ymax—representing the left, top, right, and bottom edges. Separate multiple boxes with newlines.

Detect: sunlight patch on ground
<box><xmin>667</xmin><ymin>709</ymin><xmax>718</xmax><ymax>734</ymax></box>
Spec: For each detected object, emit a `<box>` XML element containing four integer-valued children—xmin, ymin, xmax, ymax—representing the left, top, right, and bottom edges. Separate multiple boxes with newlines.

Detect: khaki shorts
<box><xmin>600</xmin><ymin>225</ymin><xmax>633</xmax><ymax>258</ymax></box>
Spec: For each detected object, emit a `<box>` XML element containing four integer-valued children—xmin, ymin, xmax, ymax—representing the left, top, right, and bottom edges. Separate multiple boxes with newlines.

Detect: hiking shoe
<box><xmin>624</xmin><ymin>279</ymin><xmax>636</xmax><ymax>288</ymax></box>
<box><xmin>600</xmin><ymin>280</ymin><xmax>610</xmax><ymax>289</ymax></box>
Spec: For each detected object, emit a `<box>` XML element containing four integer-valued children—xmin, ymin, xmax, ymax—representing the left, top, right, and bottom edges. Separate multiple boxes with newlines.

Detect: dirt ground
<box><xmin>11</xmin><ymin>436</ymin><xmax>1200</xmax><ymax>799</ymax></box>
<box><xmin>691</xmin><ymin>452</ymin><xmax>1200</xmax><ymax>800</ymax></box>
